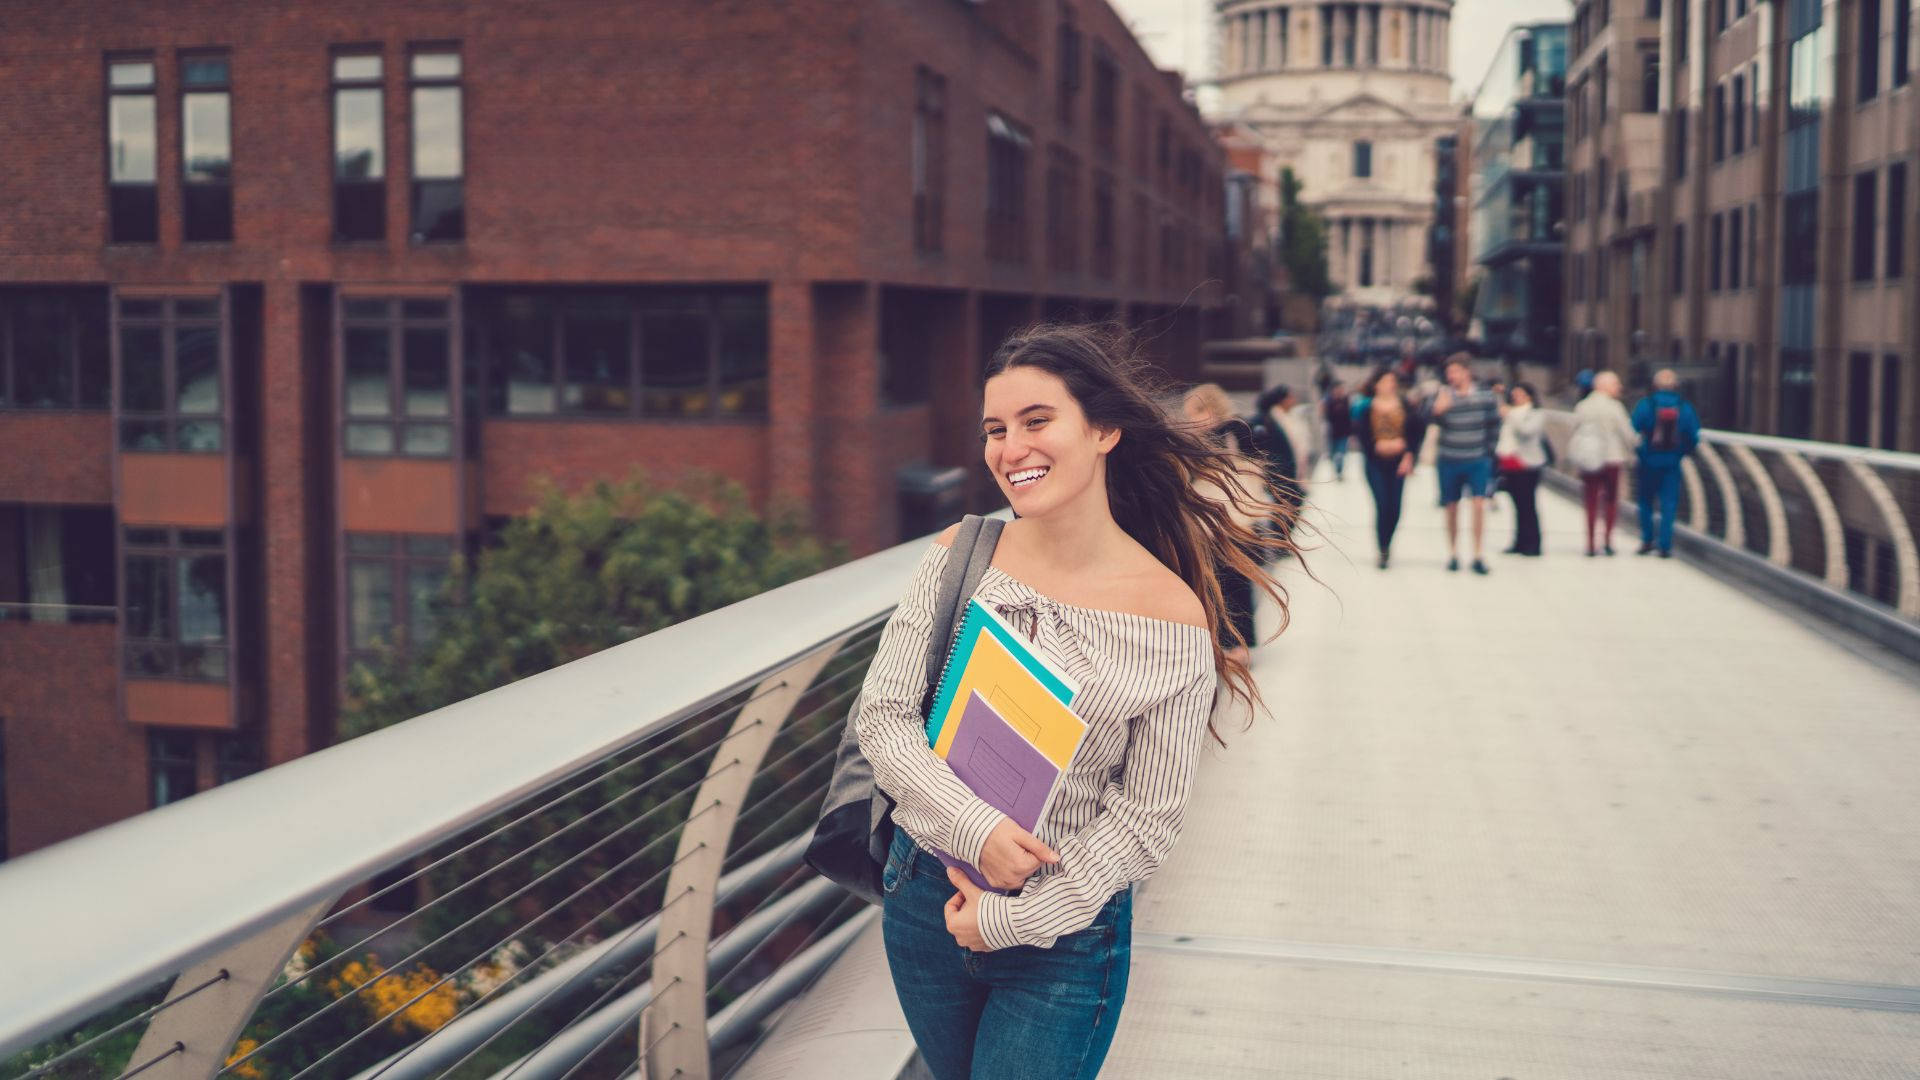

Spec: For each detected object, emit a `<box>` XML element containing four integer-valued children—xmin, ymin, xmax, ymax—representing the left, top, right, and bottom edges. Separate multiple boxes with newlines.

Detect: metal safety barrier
<box><xmin>0</xmin><ymin>528</ymin><xmax>950</xmax><ymax>1080</ymax></box>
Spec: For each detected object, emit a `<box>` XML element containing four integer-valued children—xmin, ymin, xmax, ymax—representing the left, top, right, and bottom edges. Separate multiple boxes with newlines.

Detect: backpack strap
<box><xmin>919</xmin><ymin>514</ymin><xmax>1005</xmax><ymax>711</ymax></box>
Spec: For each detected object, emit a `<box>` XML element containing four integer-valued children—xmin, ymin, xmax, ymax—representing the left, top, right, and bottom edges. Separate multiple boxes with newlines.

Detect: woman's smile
<box><xmin>1007</xmin><ymin>466</ymin><xmax>1050</xmax><ymax>490</ymax></box>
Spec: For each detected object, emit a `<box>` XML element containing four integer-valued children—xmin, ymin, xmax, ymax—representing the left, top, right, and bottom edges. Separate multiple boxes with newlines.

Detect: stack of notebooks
<box><xmin>924</xmin><ymin>597</ymin><xmax>1088</xmax><ymax>895</ymax></box>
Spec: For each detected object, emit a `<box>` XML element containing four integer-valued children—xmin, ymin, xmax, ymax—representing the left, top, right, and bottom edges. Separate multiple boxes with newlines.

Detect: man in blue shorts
<box><xmin>1428</xmin><ymin>354</ymin><xmax>1501</xmax><ymax>574</ymax></box>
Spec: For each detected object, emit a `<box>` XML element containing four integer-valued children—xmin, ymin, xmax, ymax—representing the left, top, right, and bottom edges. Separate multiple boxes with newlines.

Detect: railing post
<box><xmin>1776</xmin><ymin>451</ymin><xmax>1849</xmax><ymax>587</ymax></box>
<box><xmin>1725</xmin><ymin>442</ymin><xmax>1792</xmax><ymax>568</ymax></box>
<box><xmin>1681</xmin><ymin>458</ymin><xmax>1709</xmax><ymax>531</ymax></box>
<box><xmin>1692</xmin><ymin>442</ymin><xmax>1745</xmax><ymax>550</ymax></box>
<box><xmin>1842</xmin><ymin>459</ymin><xmax>1920</xmax><ymax>617</ymax></box>
<box><xmin>641</xmin><ymin>636</ymin><xmax>851</xmax><ymax>1080</ymax></box>
<box><xmin>120</xmin><ymin>895</ymin><xmax>335</xmax><ymax>1080</ymax></box>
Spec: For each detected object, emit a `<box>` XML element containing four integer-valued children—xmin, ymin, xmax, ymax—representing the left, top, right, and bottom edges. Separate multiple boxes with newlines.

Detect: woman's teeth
<box><xmin>1008</xmin><ymin>467</ymin><xmax>1049</xmax><ymax>489</ymax></box>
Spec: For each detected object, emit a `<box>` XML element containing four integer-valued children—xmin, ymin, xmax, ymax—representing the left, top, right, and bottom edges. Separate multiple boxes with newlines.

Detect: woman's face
<box><xmin>981</xmin><ymin>365</ymin><xmax>1119</xmax><ymax>518</ymax></box>
<box><xmin>1511</xmin><ymin>387</ymin><xmax>1534</xmax><ymax>408</ymax></box>
<box><xmin>1376</xmin><ymin>372</ymin><xmax>1399</xmax><ymax>396</ymax></box>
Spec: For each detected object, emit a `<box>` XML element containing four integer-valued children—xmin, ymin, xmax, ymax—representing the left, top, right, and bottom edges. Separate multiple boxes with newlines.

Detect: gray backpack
<box><xmin>804</xmin><ymin>515</ymin><xmax>1005</xmax><ymax>906</ymax></box>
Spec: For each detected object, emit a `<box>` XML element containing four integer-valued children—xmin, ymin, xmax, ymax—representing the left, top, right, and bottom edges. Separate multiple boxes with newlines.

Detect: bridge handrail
<box><xmin>0</xmin><ymin>529</ymin><xmax>932</xmax><ymax>1061</ymax></box>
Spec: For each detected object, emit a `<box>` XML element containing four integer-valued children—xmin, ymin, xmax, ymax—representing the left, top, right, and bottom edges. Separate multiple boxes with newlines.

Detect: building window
<box><xmin>107</xmin><ymin>57</ymin><xmax>158</xmax><ymax>244</ymax></box>
<box><xmin>1728</xmin><ymin>209</ymin><xmax>1743</xmax><ymax>289</ymax></box>
<box><xmin>1782</xmin><ymin>191</ymin><xmax>1819</xmax><ymax>284</ymax></box>
<box><xmin>1847</xmin><ymin>352</ymin><xmax>1874</xmax><ymax>446</ymax></box>
<box><xmin>118</xmin><ymin>294</ymin><xmax>224</xmax><ymax>452</ymax></box>
<box><xmin>1859</xmin><ymin>0</ymin><xmax>1882</xmax><ymax>102</ymax></box>
<box><xmin>1853</xmin><ymin>169</ymin><xmax>1878</xmax><ymax>281</ymax></box>
<box><xmin>1712</xmin><ymin>84</ymin><xmax>1727</xmax><ymax>162</ymax></box>
<box><xmin>1671</xmin><ymin>108</ymin><xmax>1689</xmax><ymax>180</ymax></box>
<box><xmin>986</xmin><ymin>112</ymin><xmax>1032</xmax><ymax>264</ymax></box>
<box><xmin>1132</xmin><ymin>86</ymin><xmax>1150</xmax><ymax>179</ymax></box>
<box><xmin>1672</xmin><ymin>223</ymin><xmax>1686</xmax><ymax>294</ymax></box>
<box><xmin>409</xmin><ymin>48</ymin><xmax>463</xmax><ymax>243</ymax></box>
<box><xmin>1353</xmin><ymin>140</ymin><xmax>1372</xmax><ymax>178</ymax></box>
<box><xmin>473</xmin><ymin>287</ymin><xmax>768</xmax><ymax>418</ymax></box>
<box><xmin>345</xmin><ymin>532</ymin><xmax>452</xmax><ymax>666</ymax></box>
<box><xmin>123</xmin><ymin>526</ymin><xmax>229</xmax><ymax>681</ymax></box>
<box><xmin>1092</xmin><ymin>170</ymin><xmax>1116</xmax><ymax>281</ymax></box>
<box><xmin>1882</xmin><ymin>354</ymin><xmax>1902</xmax><ymax>449</ymax></box>
<box><xmin>1641</xmin><ymin>48</ymin><xmax>1660</xmax><ymax>113</ymax></box>
<box><xmin>1046</xmin><ymin>146</ymin><xmax>1081</xmax><ymax>274</ymax></box>
<box><xmin>1710</xmin><ymin>213</ymin><xmax>1724</xmax><ymax>291</ymax></box>
<box><xmin>332</xmin><ymin>52</ymin><xmax>385</xmax><ymax>243</ymax></box>
<box><xmin>1779</xmin><ymin>349</ymin><xmax>1815</xmax><ymax>437</ymax></box>
<box><xmin>1896</xmin><ymin>0</ymin><xmax>1912</xmax><ymax>87</ymax></box>
<box><xmin>1730</xmin><ymin>73</ymin><xmax>1746</xmax><ymax>153</ymax></box>
<box><xmin>1056</xmin><ymin>14</ymin><xmax>1082</xmax><ymax>128</ymax></box>
<box><xmin>1358</xmin><ymin>218</ymin><xmax>1374</xmax><ymax>287</ymax></box>
<box><xmin>149</xmin><ymin>731</ymin><xmax>199</xmax><ymax>807</ymax></box>
<box><xmin>913</xmin><ymin>66</ymin><xmax>947</xmax><ymax>254</ymax></box>
<box><xmin>180</xmin><ymin>52</ymin><xmax>232</xmax><ymax>242</ymax></box>
<box><xmin>341</xmin><ymin>297</ymin><xmax>453</xmax><ymax>457</ymax></box>
<box><xmin>1676</xmin><ymin>0</ymin><xmax>1690</xmax><ymax>63</ymax></box>
<box><xmin>1887</xmin><ymin>163</ymin><xmax>1906</xmax><ymax>279</ymax></box>
<box><xmin>1132</xmin><ymin>192</ymin><xmax>1150</xmax><ymax>287</ymax></box>
<box><xmin>0</xmin><ymin>505</ymin><xmax>116</xmax><ymax>622</ymax></box>
<box><xmin>0</xmin><ymin>289</ymin><xmax>110</xmax><ymax>410</ymax></box>
<box><xmin>1746</xmin><ymin>203</ymin><xmax>1758</xmax><ymax>285</ymax></box>
<box><xmin>1092</xmin><ymin>46</ymin><xmax>1118</xmax><ymax>158</ymax></box>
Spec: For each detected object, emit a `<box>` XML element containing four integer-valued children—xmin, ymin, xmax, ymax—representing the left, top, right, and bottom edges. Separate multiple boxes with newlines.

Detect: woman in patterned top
<box><xmin>854</xmin><ymin>324</ymin><xmax>1299</xmax><ymax>1079</ymax></box>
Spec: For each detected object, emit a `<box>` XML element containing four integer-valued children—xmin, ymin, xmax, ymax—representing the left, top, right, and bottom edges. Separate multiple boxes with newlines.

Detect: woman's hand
<box><xmin>944</xmin><ymin>868</ymin><xmax>988</xmax><ymax>951</ymax></box>
<box><xmin>1397</xmin><ymin>453</ymin><xmax>1414</xmax><ymax>478</ymax></box>
<box><xmin>1375</xmin><ymin>437</ymin><xmax>1406</xmax><ymax>459</ymax></box>
<box><xmin>979</xmin><ymin>818</ymin><xmax>1058</xmax><ymax>891</ymax></box>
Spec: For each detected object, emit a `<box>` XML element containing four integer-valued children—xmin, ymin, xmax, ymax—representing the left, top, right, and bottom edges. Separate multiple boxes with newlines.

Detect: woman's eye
<box><xmin>1026</xmin><ymin>416</ymin><xmax>1048</xmax><ymax>428</ymax></box>
<box><xmin>982</xmin><ymin>428</ymin><xmax>1005</xmax><ymax>441</ymax></box>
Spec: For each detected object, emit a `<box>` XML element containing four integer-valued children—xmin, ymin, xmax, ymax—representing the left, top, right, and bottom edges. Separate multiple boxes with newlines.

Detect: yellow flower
<box><xmin>328</xmin><ymin>954</ymin><xmax>462</xmax><ymax>1034</ymax></box>
<box><xmin>225</xmin><ymin>1037</ymin><xmax>264</xmax><ymax>1080</ymax></box>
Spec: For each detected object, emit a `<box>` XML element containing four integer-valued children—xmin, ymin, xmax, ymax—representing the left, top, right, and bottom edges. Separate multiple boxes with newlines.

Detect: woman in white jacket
<box><xmin>1565</xmin><ymin>371</ymin><xmax>1639</xmax><ymax>556</ymax></box>
<box><xmin>1495</xmin><ymin>383</ymin><xmax>1548</xmax><ymax>555</ymax></box>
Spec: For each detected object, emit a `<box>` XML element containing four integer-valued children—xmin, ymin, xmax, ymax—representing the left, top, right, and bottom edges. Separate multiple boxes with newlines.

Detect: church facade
<box><xmin>1215</xmin><ymin>1</ymin><xmax>1461</xmax><ymax>305</ymax></box>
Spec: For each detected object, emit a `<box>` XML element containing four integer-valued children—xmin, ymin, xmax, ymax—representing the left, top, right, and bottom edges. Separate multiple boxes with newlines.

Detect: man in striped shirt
<box><xmin>1429</xmin><ymin>354</ymin><xmax>1501</xmax><ymax>575</ymax></box>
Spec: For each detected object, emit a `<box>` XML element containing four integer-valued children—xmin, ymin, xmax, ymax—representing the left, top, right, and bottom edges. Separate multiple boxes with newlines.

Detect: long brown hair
<box><xmin>985</xmin><ymin>323</ymin><xmax>1304</xmax><ymax>744</ymax></box>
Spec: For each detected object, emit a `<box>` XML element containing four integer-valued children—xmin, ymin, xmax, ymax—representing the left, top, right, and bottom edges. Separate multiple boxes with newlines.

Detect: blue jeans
<box><xmin>1639</xmin><ymin>462</ymin><xmax>1682</xmax><ymax>552</ymax></box>
<box><xmin>1327</xmin><ymin>434</ymin><xmax>1350</xmax><ymax>479</ymax></box>
<box><xmin>879</xmin><ymin>828</ymin><xmax>1133</xmax><ymax>1080</ymax></box>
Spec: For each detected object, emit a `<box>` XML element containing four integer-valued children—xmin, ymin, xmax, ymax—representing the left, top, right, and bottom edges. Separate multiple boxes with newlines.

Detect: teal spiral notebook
<box><xmin>925</xmin><ymin>598</ymin><xmax>1078</xmax><ymax>748</ymax></box>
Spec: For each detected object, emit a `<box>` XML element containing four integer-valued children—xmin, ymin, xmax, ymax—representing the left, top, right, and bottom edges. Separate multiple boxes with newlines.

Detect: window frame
<box><xmin>114</xmin><ymin>292</ymin><xmax>229</xmax><ymax>453</ymax></box>
<box><xmin>337</xmin><ymin>294</ymin><xmax>459</xmax><ymax>458</ymax></box>
<box><xmin>120</xmin><ymin>525</ymin><xmax>233</xmax><ymax>684</ymax></box>
<box><xmin>985</xmin><ymin>112</ymin><xmax>1033</xmax><ymax>265</ymax></box>
<box><xmin>342</xmin><ymin>531</ymin><xmax>454</xmax><ymax>670</ymax></box>
<box><xmin>331</xmin><ymin>48</ymin><xmax>387</xmax><ymax>244</ymax></box>
<box><xmin>178</xmin><ymin>48</ymin><xmax>233</xmax><ymax>243</ymax></box>
<box><xmin>148</xmin><ymin>730</ymin><xmax>200</xmax><ymax>808</ymax></box>
<box><xmin>105</xmin><ymin>53</ymin><xmax>159</xmax><ymax>245</ymax></box>
<box><xmin>0</xmin><ymin>289</ymin><xmax>111</xmax><ymax>411</ymax></box>
<box><xmin>407</xmin><ymin>44</ymin><xmax>465</xmax><ymax>244</ymax></box>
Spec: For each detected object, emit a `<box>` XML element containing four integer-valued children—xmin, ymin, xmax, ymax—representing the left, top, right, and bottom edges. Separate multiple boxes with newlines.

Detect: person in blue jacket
<box><xmin>1631</xmin><ymin>369</ymin><xmax>1701</xmax><ymax>558</ymax></box>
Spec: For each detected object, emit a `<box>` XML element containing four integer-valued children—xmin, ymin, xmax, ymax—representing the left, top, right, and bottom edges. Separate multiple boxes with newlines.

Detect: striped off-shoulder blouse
<box><xmin>853</xmin><ymin>540</ymin><xmax>1219</xmax><ymax>951</ymax></box>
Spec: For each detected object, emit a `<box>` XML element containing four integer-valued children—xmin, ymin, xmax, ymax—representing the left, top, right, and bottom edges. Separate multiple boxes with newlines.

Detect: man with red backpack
<box><xmin>1631</xmin><ymin>368</ymin><xmax>1702</xmax><ymax>558</ymax></box>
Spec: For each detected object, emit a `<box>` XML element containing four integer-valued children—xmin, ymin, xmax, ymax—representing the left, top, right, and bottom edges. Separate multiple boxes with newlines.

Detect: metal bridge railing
<box><xmin>0</xmin><ymin>531</ymin><xmax>940</xmax><ymax>1080</ymax></box>
<box><xmin>1539</xmin><ymin>415</ymin><xmax>1920</xmax><ymax>623</ymax></box>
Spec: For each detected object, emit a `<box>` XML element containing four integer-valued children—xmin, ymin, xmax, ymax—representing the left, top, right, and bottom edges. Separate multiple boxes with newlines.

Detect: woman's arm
<box><xmin>852</xmin><ymin>542</ymin><xmax>1011</xmax><ymax>872</ymax></box>
<box><xmin>972</xmin><ymin>662</ymin><xmax>1216</xmax><ymax>950</ymax></box>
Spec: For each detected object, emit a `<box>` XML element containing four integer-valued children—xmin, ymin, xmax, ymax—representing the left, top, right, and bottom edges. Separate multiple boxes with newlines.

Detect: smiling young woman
<box><xmin>851</xmin><ymin>323</ymin><xmax>1299</xmax><ymax>1080</ymax></box>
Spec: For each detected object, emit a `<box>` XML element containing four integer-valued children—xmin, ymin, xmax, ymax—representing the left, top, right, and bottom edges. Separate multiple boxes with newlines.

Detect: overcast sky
<box><xmin>1107</xmin><ymin>0</ymin><xmax>1572</xmax><ymax>104</ymax></box>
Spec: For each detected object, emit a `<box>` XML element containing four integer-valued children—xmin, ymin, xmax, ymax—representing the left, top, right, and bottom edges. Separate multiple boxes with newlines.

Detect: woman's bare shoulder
<box><xmin>1119</xmin><ymin>552</ymin><xmax>1208</xmax><ymax>630</ymax></box>
<box><xmin>934</xmin><ymin>523</ymin><xmax>962</xmax><ymax>548</ymax></box>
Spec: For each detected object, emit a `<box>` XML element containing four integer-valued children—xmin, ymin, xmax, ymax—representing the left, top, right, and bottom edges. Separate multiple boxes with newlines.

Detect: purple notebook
<box><xmin>934</xmin><ymin>690</ymin><xmax>1061</xmax><ymax>895</ymax></box>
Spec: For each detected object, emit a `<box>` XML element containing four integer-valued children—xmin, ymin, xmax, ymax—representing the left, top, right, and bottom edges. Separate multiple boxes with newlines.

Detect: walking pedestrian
<box><xmin>1632</xmin><ymin>368</ymin><xmax>1702</xmax><ymax>558</ymax></box>
<box><xmin>1353</xmin><ymin>367</ymin><xmax>1426</xmax><ymax>569</ymax></box>
<box><xmin>1183</xmin><ymin>383</ymin><xmax>1265</xmax><ymax>666</ymax></box>
<box><xmin>1322</xmin><ymin>383</ymin><xmax>1354</xmax><ymax>481</ymax></box>
<box><xmin>1495</xmin><ymin>382</ymin><xmax>1548</xmax><ymax>556</ymax></box>
<box><xmin>1246</xmin><ymin>384</ymin><xmax>1306</xmax><ymax>532</ymax></box>
<box><xmin>1566</xmin><ymin>371</ymin><xmax>1638</xmax><ymax>556</ymax></box>
<box><xmin>857</xmin><ymin>325</ymin><xmax>1295</xmax><ymax>1080</ymax></box>
<box><xmin>1427</xmin><ymin>354</ymin><xmax>1501</xmax><ymax>575</ymax></box>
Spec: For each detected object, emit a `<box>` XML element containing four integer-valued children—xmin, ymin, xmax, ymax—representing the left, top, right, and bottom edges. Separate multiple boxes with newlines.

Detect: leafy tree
<box><xmin>1276</xmin><ymin>167</ymin><xmax>1333</xmax><ymax>301</ymax></box>
<box><xmin>342</xmin><ymin>470</ymin><xmax>841</xmax><ymax>738</ymax></box>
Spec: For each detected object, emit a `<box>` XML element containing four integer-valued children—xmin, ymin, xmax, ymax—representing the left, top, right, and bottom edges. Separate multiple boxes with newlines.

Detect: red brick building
<box><xmin>0</xmin><ymin>0</ymin><xmax>1227</xmax><ymax>857</ymax></box>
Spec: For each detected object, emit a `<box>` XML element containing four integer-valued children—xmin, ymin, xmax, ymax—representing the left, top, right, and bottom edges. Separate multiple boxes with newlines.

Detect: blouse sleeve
<box><xmin>851</xmin><ymin>542</ymin><xmax>1011</xmax><ymax>873</ymax></box>
<box><xmin>973</xmin><ymin>660</ymin><xmax>1217</xmax><ymax>951</ymax></box>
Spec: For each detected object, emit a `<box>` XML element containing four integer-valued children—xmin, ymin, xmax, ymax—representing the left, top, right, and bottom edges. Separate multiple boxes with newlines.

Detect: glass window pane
<box><xmin>563</xmin><ymin>314</ymin><xmax>631</xmax><ymax>413</ymax></box>
<box><xmin>178</xmin><ymin>644</ymin><xmax>228</xmax><ymax>680</ymax></box>
<box><xmin>402</xmin><ymin>299</ymin><xmax>447</xmax><ymax>319</ymax></box>
<box><xmin>345</xmin><ymin>326</ymin><xmax>392</xmax><ymax>416</ymax></box>
<box><xmin>125</xmin><ymin>527</ymin><xmax>168</xmax><ymax>545</ymax></box>
<box><xmin>124</xmin><ymin>556</ymin><xmax>171</xmax><ymax>640</ymax></box>
<box><xmin>410</xmin><ymin>179</ymin><xmax>464</xmax><ymax>242</ymax></box>
<box><xmin>182</xmin><ymin>93</ymin><xmax>231</xmax><ymax>183</ymax></box>
<box><xmin>77</xmin><ymin>303</ymin><xmax>110</xmax><ymax>407</ymax></box>
<box><xmin>499</xmin><ymin>297</ymin><xmax>555</xmax><ymax>414</ymax></box>
<box><xmin>176</xmin><ymin>420</ymin><xmax>223</xmax><ymax>451</ymax></box>
<box><xmin>178</xmin><ymin>554</ymin><xmax>226</xmax><ymax>643</ymax></box>
<box><xmin>348</xmin><ymin>561</ymin><xmax>394</xmax><ymax>650</ymax></box>
<box><xmin>120</xmin><ymin>326</ymin><xmax>165</xmax><ymax>411</ymax></box>
<box><xmin>109</xmin><ymin>95</ymin><xmax>157</xmax><ymax>183</ymax></box>
<box><xmin>403</xmin><ymin>327</ymin><xmax>450</xmax><ymax>416</ymax></box>
<box><xmin>119</xmin><ymin>298</ymin><xmax>162</xmax><ymax>318</ymax></box>
<box><xmin>334</xmin><ymin>54</ymin><xmax>381</xmax><ymax>81</ymax></box>
<box><xmin>174</xmin><ymin>326</ymin><xmax>221</xmax><ymax>414</ymax></box>
<box><xmin>346</xmin><ymin>533</ymin><xmax>395</xmax><ymax>555</ymax></box>
<box><xmin>120</xmin><ymin>418</ymin><xmax>168</xmax><ymax>450</ymax></box>
<box><xmin>343</xmin><ymin>298</ymin><xmax>389</xmax><ymax>320</ymax></box>
<box><xmin>407</xmin><ymin>563</ymin><xmax>448</xmax><ymax>647</ymax></box>
<box><xmin>411</xmin><ymin>52</ymin><xmax>461</xmax><ymax>79</ymax></box>
<box><xmin>410</xmin><ymin>86</ymin><xmax>463</xmax><ymax>178</ymax></box>
<box><xmin>403</xmin><ymin>535</ymin><xmax>453</xmax><ymax>556</ymax></box>
<box><xmin>182</xmin><ymin>57</ymin><xmax>228</xmax><ymax>88</ymax></box>
<box><xmin>126</xmin><ymin>644</ymin><xmax>172</xmax><ymax>677</ymax></box>
<box><xmin>716</xmin><ymin>295</ymin><xmax>768</xmax><ymax>415</ymax></box>
<box><xmin>13</xmin><ymin>294</ymin><xmax>75</xmax><ymax>407</ymax></box>
<box><xmin>334</xmin><ymin>88</ymin><xmax>384</xmax><ymax>180</ymax></box>
<box><xmin>110</xmin><ymin>61</ymin><xmax>155</xmax><ymax>89</ymax></box>
<box><xmin>175</xmin><ymin>298</ymin><xmax>220</xmax><ymax>319</ymax></box>
<box><xmin>345</xmin><ymin>422</ymin><xmax>395</xmax><ymax>454</ymax></box>
<box><xmin>641</xmin><ymin>312</ymin><xmax>711</xmax><ymax>416</ymax></box>
<box><xmin>179</xmin><ymin>529</ymin><xmax>223</xmax><ymax>547</ymax></box>
<box><xmin>401</xmin><ymin>423</ymin><xmax>452</xmax><ymax>456</ymax></box>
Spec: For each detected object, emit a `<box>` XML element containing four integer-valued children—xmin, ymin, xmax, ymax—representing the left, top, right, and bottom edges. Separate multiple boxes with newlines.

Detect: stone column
<box><xmin>1268</xmin><ymin>6</ymin><xmax>1283</xmax><ymax>70</ymax></box>
<box><xmin>1381</xmin><ymin>219</ymin><xmax>1394</xmax><ymax>286</ymax></box>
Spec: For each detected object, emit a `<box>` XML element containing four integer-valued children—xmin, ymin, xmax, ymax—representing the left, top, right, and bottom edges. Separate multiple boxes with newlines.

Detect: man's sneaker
<box><xmin>1447</xmin><ymin>556</ymin><xmax>1460</xmax><ymax>572</ymax></box>
<box><xmin>1636</xmin><ymin>543</ymin><xmax>1655</xmax><ymax>555</ymax></box>
<box><xmin>1377</xmin><ymin>553</ymin><xmax>1389</xmax><ymax>569</ymax></box>
<box><xmin>1658</xmin><ymin>548</ymin><xmax>1673</xmax><ymax>559</ymax></box>
<box><xmin>1471</xmin><ymin>558</ymin><xmax>1490</xmax><ymax>575</ymax></box>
